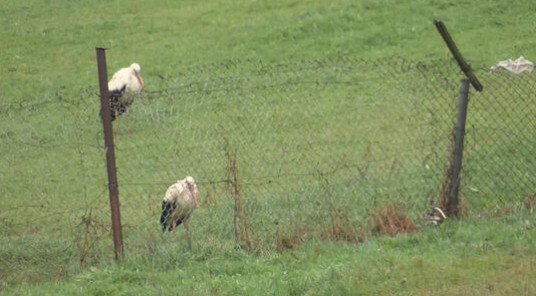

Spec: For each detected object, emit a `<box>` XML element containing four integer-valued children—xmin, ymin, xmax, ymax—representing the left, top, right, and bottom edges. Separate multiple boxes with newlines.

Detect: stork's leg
<box><xmin>125</xmin><ymin>105</ymin><xmax>130</xmax><ymax>135</ymax></box>
<box><xmin>172</xmin><ymin>220</ymin><xmax>177</xmax><ymax>243</ymax></box>
<box><xmin>184</xmin><ymin>220</ymin><xmax>190</xmax><ymax>239</ymax></box>
<box><xmin>184</xmin><ymin>220</ymin><xmax>191</xmax><ymax>249</ymax></box>
<box><xmin>114</xmin><ymin>108</ymin><xmax>120</xmax><ymax>140</ymax></box>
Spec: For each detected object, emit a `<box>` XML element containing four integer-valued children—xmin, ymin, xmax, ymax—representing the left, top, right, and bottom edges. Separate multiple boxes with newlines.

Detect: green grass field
<box><xmin>1</xmin><ymin>0</ymin><xmax>536</xmax><ymax>295</ymax></box>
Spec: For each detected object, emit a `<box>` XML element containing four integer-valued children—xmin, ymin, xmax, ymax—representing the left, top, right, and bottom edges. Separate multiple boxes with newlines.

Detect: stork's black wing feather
<box><xmin>97</xmin><ymin>85</ymin><xmax>127</xmax><ymax>121</ymax></box>
<box><xmin>109</xmin><ymin>85</ymin><xmax>127</xmax><ymax>121</ymax></box>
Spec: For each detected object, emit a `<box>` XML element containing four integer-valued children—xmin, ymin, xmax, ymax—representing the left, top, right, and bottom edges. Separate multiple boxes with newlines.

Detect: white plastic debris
<box><xmin>490</xmin><ymin>56</ymin><xmax>534</xmax><ymax>73</ymax></box>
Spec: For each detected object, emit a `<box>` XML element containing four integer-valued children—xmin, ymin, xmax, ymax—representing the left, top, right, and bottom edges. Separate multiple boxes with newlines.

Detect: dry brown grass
<box><xmin>225</xmin><ymin>147</ymin><xmax>257</xmax><ymax>252</ymax></box>
<box><xmin>523</xmin><ymin>194</ymin><xmax>534</xmax><ymax>212</ymax></box>
<box><xmin>275</xmin><ymin>217</ymin><xmax>308</xmax><ymax>252</ymax></box>
<box><xmin>369</xmin><ymin>201</ymin><xmax>419</xmax><ymax>236</ymax></box>
<box><xmin>321</xmin><ymin>207</ymin><xmax>362</xmax><ymax>243</ymax></box>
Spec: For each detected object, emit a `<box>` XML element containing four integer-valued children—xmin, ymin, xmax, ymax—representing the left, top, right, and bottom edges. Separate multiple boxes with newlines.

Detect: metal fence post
<box><xmin>96</xmin><ymin>47</ymin><xmax>123</xmax><ymax>260</ymax></box>
<box><xmin>448</xmin><ymin>78</ymin><xmax>470</xmax><ymax>216</ymax></box>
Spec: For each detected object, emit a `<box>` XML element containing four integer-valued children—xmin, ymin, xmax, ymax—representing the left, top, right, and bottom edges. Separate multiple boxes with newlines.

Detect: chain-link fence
<box><xmin>462</xmin><ymin>70</ymin><xmax>536</xmax><ymax>209</ymax></box>
<box><xmin>1</xmin><ymin>56</ymin><xmax>534</xmax><ymax>255</ymax></box>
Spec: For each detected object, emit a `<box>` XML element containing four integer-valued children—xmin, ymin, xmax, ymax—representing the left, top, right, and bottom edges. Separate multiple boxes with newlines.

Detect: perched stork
<box><xmin>107</xmin><ymin>63</ymin><xmax>144</xmax><ymax>139</ymax></box>
<box><xmin>160</xmin><ymin>176</ymin><xmax>199</xmax><ymax>242</ymax></box>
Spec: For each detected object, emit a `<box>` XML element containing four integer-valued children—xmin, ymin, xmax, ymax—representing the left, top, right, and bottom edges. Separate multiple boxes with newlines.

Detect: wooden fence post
<box><xmin>434</xmin><ymin>20</ymin><xmax>483</xmax><ymax>92</ymax></box>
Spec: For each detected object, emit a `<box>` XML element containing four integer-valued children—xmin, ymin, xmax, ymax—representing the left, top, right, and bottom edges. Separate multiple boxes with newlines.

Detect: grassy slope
<box><xmin>5</xmin><ymin>217</ymin><xmax>536</xmax><ymax>295</ymax></box>
<box><xmin>1</xmin><ymin>0</ymin><xmax>535</xmax><ymax>101</ymax></box>
<box><xmin>1</xmin><ymin>0</ymin><xmax>536</xmax><ymax>294</ymax></box>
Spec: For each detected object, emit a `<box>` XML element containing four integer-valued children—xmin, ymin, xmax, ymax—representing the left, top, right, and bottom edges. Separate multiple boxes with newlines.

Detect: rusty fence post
<box><xmin>96</xmin><ymin>47</ymin><xmax>123</xmax><ymax>260</ymax></box>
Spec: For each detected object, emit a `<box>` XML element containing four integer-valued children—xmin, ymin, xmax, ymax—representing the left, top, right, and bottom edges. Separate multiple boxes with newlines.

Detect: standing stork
<box><xmin>107</xmin><ymin>63</ymin><xmax>144</xmax><ymax>139</ymax></box>
<box><xmin>160</xmin><ymin>176</ymin><xmax>199</xmax><ymax>242</ymax></box>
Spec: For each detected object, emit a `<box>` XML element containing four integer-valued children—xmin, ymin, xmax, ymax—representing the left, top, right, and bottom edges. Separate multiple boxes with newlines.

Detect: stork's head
<box><xmin>130</xmin><ymin>63</ymin><xmax>141</xmax><ymax>73</ymax></box>
<box><xmin>130</xmin><ymin>63</ymin><xmax>144</xmax><ymax>91</ymax></box>
<box><xmin>185</xmin><ymin>176</ymin><xmax>198</xmax><ymax>206</ymax></box>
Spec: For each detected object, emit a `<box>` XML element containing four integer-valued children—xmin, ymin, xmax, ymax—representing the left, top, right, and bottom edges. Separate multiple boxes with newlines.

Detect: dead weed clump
<box><xmin>225</xmin><ymin>147</ymin><xmax>258</xmax><ymax>252</ymax></box>
<box><xmin>369</xmin><ymin>201</ymin><xmax>419</xmax><ymax>236</ymax></box>
<box><xmin>321</xmin><ymin>207</ymin><xmax>362</xmax><ymax>244</ymax></box>
<box><xmin>275</xmin><ymin>218</ymin><xmax>308</xmax><ymax>252</ymax></box>
<box><xmin>523</xmin><ymin>194</ymin><xmax>534</xmax><ymax>212</ymax></box>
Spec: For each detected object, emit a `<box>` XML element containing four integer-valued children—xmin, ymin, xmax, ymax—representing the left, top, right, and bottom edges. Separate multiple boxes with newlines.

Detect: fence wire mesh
<box><xmin>1</xmin><ymin>56</ymin><xmax>534</xmax><ymax>254</ymax></box>
<box><xmin>463</xmin><ymin>71</ymin><xmax>536</xmax><ymax>209</ymax></box>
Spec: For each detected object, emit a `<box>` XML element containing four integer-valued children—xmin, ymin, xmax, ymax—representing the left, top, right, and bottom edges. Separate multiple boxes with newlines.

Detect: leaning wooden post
<box><xmin>448</xmin><ymin>79</ymin><xmax>470</xmax><ymax>216</ymax></box>
<box><xmin>434</xmin><ymin>20</ymin><xmax>483</xmax><ymax>217</ymax></box>
<box><xmin>96</xmin><ymin>48</ymin><xmax>123</xmax><ymax>260</ymax></box>
<box><xmin>434</xmin><ymin>20</ymin><xmax>483</xmax><ymax>92</ymax></box>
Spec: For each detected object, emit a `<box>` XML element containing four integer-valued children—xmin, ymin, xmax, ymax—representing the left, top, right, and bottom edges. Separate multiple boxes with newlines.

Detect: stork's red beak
<box><xmin>188</xmin><ymin>183</ymin><xmax>198</xmax><ymax>206</ymax></box>
<box><xmin>136</xmin><ymin>73</ymin><xmax>144</xmax><ymax>91</ymax></box>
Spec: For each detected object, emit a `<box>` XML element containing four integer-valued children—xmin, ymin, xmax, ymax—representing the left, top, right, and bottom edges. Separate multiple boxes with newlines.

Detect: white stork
<box><xmin>107</xmin><ymin>63</ymin><xmax>144</xmax><ymax>139</ymax></box>
<box><xmin>160</xmin><ymin>176</ymin><xmax>199</xmax><ymax>242</ymax></box>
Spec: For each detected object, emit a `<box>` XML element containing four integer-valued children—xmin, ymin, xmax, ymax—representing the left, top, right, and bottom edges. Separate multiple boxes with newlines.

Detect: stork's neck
<box><xmin>187</xmin><ymin>183</ymin><xmax>198</xmax><ymax>206</ymax></box>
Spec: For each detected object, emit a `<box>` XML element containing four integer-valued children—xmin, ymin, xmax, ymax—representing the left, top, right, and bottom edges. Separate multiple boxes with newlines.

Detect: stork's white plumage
<box><xmin>160</xmin><ymin>176</ymin><xmax>198</xmax><ymax>242</ymax></box>
<box><xmin>107</xmin><ymin>63</ymin><xmax>144</xmax><ymax>139</ymax></box>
